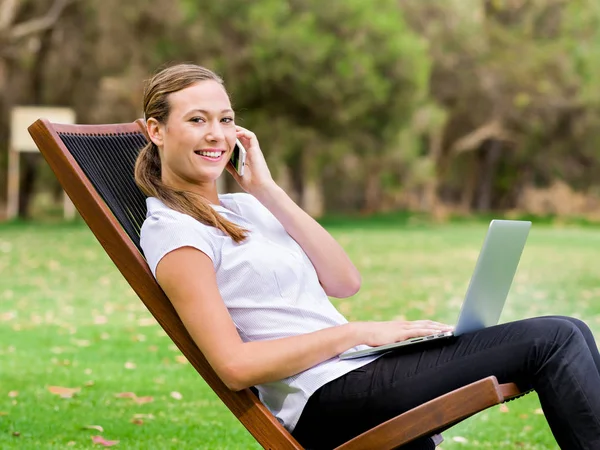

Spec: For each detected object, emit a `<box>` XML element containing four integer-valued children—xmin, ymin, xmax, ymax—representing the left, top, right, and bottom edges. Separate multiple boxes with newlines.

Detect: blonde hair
<box><xmin>134</xmin><ymin>63</ymin><xmax>248</xmax><ymax>243</ymax></box>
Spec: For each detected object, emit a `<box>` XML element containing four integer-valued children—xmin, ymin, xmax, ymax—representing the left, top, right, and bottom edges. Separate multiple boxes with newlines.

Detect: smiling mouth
<box><xmin>194</xmin><ymin>150</ymin><xmax>225</xmax><ymax>161</ymax></box>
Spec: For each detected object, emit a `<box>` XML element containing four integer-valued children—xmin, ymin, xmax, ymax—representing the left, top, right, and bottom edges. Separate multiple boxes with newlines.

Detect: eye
<box><xmin>221</xmin><ymin>117</ymin><xmax>234</xmax><ymax>123</ymax></box>
<box><xmin>190</xmin><ymin>117</ymin><xmax>205</xmax><ymax>123</ymax></box>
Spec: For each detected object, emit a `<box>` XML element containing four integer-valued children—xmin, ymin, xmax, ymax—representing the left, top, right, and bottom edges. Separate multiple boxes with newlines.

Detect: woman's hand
<box><xmin>355</xmin><ymin>320</ymin><xmax>454</xmax><ymax>347</ymax></box>
<box><xmin>225</xmin><ymin>126</ymin><xmax>276</xmax><ymax>196</ymax></box>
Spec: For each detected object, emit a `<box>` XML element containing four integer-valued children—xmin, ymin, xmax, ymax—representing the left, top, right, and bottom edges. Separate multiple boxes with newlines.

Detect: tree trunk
<box><xmin>18</xmin><ymin>27</ymin><xmax>54</xmax><ymax>218</ymax></box>
<box><xmin>475</xmin><ymin>139</ymin><xmax>502</xmax><ymax>212</ymax></box>
<box><xmin>297</xmin><ymin>147</ymin><xmax>323</xmax><ymax>217</ymax></box>
<box><xmin>424</xmin><ymin>128</ymin><xmax>444</xmax><ymax>217</ymax></box>
<box><xmin>274</xmin><ymin>163</ymin><xmax>299</xmax><ymax>204</ymax></box>
<box><xmin>460</xmin><ymin>155</ymin><xmax>479</xmax><ymax>211</ymax></box>
<box><xmin>363</xmin><ymin>159</ymin><xmax>383</xmax><ymax>213</ymax></box>
<box><xmin>301</xmin><ymin>177</ymin><xmax>324</xmax><ymax>218</ymax></box>
<box><xmin>0</xmin><ymin>57</ymin><xmax>10</xmax><ymax>204</ymax></box>
<box><xmin>17</xmin><ymin>153</ymin><xmax>42</xmax><ymax>218</ymax></box>
<box><xmin>288</xmin><ymin>149</ymin><xmax>304</xmax><ymax>207</ymax></box>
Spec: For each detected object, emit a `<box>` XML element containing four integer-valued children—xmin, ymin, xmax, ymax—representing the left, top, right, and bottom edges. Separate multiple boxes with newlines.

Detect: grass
<box><xmin>1</xmin><ymin>216</ymin><xmax>599</xmax><ymax>449</ymax></box>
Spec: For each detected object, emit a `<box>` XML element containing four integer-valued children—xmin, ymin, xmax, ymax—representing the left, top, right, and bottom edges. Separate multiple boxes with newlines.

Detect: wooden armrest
<box><xmin>335</xmin><ymin>377</ymin><xmax>521</xmax><ymax>450</ymax></box>
<box><xmin>500</xmin><ymin>382</ymin><xmax>524</xmax><ymax>400</ymax></box>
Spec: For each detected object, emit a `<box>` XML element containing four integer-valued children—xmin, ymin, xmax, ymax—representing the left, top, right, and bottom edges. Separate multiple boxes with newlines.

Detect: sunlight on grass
<box><xmin>1</xmin><ymin>220</ymin><xmax>598</xmax><ymax>449</ymax></box>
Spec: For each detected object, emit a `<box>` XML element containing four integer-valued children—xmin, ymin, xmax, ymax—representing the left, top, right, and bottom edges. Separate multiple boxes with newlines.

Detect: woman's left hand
<box><xmin>226</xmin><ymin>126</ymin><xmax>276</xmax><ymax>196</ymax></box>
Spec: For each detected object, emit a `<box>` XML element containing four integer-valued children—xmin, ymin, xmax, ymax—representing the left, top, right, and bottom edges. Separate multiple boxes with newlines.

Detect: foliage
<box><xmin>400</xmin><ymin>0</ymin><xmax>600</xmax><ymax>213</ymax></box>
<box><xmin>177</xmin><ymin>0</ymin><xmax>429</xmax><ymax>212</ymax></box>
<box><xmin>1</xmin><ymin>0</ymin><xmax>600</xmax><ymax>218</ymax></box>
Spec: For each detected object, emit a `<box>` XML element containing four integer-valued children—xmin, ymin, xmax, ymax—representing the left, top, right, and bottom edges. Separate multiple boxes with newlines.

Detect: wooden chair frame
<box><xmin>27</xmin><ymin>118</ymin><xmax>524</xmax><ymax>449</ymax></box>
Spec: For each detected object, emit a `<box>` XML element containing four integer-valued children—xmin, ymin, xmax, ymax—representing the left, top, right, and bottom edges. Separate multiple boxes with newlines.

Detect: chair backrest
<box><xmin>28</xmin><ymin>119</ymin><xmax>303</xmax><ymax>450</ymax></box>
<box><xmin>56</xmin><ymin>124</ymin><xmax>148</xmax><ymax>249</ymax></box>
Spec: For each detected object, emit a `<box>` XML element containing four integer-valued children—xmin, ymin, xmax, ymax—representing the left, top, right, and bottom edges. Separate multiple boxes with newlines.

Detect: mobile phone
<box><xmin>230</xmin><ymin>139</ymin><xmax>246</xmax><ymax>176</ymax></box>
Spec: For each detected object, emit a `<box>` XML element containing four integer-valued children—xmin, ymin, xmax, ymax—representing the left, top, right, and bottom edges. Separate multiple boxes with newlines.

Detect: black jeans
<box><xmin>292</xmin><ymin>316</ymin><xmax>600</xmax><ymax>449</ymax></box>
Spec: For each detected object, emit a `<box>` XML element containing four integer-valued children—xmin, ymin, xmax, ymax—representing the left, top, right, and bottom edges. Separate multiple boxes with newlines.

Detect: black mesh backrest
<box><xmin>58</xmin><ymin>131</ymin><xmax>149</xmax><ymax>252</ymax></box>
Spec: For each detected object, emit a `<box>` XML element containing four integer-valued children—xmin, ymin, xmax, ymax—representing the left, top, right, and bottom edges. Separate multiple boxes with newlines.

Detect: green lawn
<box><xmin>1</xmin><ymin>217</ymin><xmax>599</xmax><ymax>449</ymax></box>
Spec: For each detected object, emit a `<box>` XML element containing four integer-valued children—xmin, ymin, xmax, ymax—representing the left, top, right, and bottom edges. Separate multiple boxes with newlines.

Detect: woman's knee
<box><xmin>543</xmin><ymin>316</ymin><xmax>593</xmax><ymax>340</ymax></box>
<box><xmin>556</xmin><ymin>316</ymin><xmax>591</xmax><ymax>333</ymax></box>
<box><xmin>526</xmin><ymin>316</ymin><xmax>584</xmax><ymax>344</ymax></box>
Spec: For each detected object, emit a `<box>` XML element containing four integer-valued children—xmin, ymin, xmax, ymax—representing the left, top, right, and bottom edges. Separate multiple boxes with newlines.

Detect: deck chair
<box><xmin>27</xmin><ymin>118</ymin><xmax>526</xmax><ymax>449</ymax></box>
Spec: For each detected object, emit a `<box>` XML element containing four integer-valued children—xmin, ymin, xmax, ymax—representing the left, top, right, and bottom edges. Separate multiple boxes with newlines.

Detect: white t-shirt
<box><xmin>140</xmin><ymin>192</ymin><xmax>378</xmax><ymax>431</ymax></box>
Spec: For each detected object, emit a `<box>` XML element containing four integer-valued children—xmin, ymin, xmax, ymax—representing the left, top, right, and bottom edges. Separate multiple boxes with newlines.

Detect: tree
<box><xmin>5</xmin><ymin>0</ymin><xmax>600</xmax><ymax>219</ymax></box>
<box><xmin>0</xmin><ymin>0</ymin><xmax>72</xmax><ymax>217</ymax></box>
<box><xmin>400</xmin><ymin>0</ymin><xmax>600</xmax><ymax>214</ymax></box>
<box><xmin>177</xmin><ymin>0</ymin><xmax>430</xmax><ymax>214</ymax></box>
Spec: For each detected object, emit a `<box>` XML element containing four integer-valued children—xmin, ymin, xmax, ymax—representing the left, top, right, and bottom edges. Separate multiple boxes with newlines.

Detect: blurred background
<box><xmin>2</xmin><ymin>2</ymin><xmax>600</xmax><ymax>447</ymax></box>
<box><xmin>0</xmin><ymin>0</ymin><xmax>599</xmax><ymax>221</ymax></box>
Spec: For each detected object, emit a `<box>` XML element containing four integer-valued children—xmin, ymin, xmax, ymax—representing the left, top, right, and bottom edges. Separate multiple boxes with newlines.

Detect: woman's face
<box><xmin>149</xmin><ymin>80</ymin><xmax>237</xmax><ymax>193</ymax></box>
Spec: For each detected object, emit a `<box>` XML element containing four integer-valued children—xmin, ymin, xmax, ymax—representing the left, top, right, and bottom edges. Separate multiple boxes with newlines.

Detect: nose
<box><xmin>205</xmin><ymin>119</ymin><xmax>225</xmax><ymax>142</ymax></box>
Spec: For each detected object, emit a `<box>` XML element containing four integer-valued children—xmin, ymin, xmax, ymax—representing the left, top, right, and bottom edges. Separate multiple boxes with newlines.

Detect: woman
<box><xmin>135</xmin><ymin>63</ymin><xmax>600</xmax><ymax>449</ymax></box>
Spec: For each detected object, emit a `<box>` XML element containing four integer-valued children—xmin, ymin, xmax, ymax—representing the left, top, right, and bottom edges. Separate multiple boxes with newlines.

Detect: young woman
<box><xmin>135</xmin><ymin>63</ymin><xmax>600</xmax><ymax>449</ymax></box>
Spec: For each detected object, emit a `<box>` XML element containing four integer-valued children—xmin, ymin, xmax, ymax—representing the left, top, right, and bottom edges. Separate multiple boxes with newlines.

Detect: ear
<box><xmin>146</xmin><ymin>118</ymin><xmax>164</xmax><ymax>147</ymax></box>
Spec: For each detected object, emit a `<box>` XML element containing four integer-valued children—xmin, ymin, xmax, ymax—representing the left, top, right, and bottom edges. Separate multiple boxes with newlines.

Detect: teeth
<box><xmin>197</xmin><ymin>151</ymin><xmax>221</xmax><ymax>158</ymax></box>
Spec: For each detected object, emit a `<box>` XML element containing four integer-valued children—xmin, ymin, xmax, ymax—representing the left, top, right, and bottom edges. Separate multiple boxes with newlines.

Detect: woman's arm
<box><xmin>228</xmin><ymin>127</ymin><xmax>360</xmax><ymax>298</ymax></box>
<box><xmin>157</xmin><ymin>246</ymin><xmax>358</xmax><ymax>391</ymax></box>
<box><xmin>156</xmin><ymin>247</ymin><xmax>452</xmax><ymax>391</ymax></box>
<box><xmin>253</xmin><ymin>183</ymin><xmax>360</xmax><ymax>298</ymax></box>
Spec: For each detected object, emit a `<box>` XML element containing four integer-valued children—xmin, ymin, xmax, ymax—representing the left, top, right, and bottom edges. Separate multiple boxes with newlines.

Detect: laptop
<box><xmin>339</xmin><ymin>220</ymin><xmax>531</xmax><ymax>360</ymax></box>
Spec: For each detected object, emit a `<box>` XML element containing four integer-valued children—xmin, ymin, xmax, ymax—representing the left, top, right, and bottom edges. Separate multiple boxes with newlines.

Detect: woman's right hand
<box><xmin>226</xmin><ymin>126</ymin><xmax>275</xmax><ymax>197</ymax></box>
<box><xmin>354</xmin><ymin>320</ymin><xmax>454</xmax><ymax>347</ymax></box>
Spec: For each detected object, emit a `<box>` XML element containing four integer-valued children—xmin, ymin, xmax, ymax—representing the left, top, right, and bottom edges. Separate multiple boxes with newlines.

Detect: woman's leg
<box><xmin>292</xmin><ymin>316</ymin><xmax>600</xmax><ymax>449</ymax></box>
<box><xmin>546</xmin><ymin>316</ymin><xmax>600</xmax><ymax>373</ymax></box>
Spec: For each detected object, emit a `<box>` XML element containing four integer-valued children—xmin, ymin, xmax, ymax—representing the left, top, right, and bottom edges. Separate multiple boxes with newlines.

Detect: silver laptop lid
<box><xmin>454</xmin><ymin>220</ymin><xmax>531</xmax><ymax>336</ymax></box>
